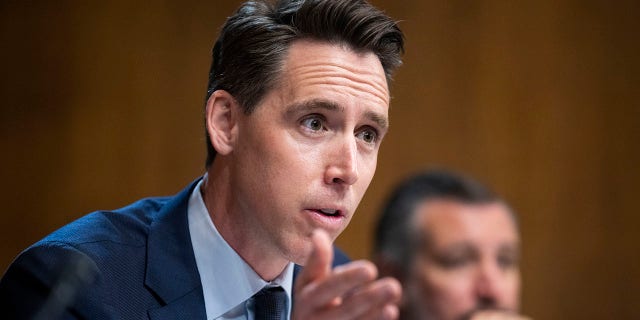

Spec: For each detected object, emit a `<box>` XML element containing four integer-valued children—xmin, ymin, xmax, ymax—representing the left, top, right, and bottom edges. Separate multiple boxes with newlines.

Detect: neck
<box><xmin>202</xmin><ymin>162</ymin><xmax>289</xmax><ymax>281</ymax></box>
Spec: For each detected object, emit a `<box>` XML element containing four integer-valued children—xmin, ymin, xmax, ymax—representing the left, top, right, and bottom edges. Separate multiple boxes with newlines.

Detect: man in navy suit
<box><xmin>0</xmin><ymin>0</ymin><xmax>404</xmax><ymax>319</ymax></box>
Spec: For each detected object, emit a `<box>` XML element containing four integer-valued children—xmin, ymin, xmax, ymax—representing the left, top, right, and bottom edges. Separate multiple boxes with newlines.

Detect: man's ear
<box><xmin>205</xmin><ymin>90</ymin><xmax>240</xmax><ymax>156</ymax></box>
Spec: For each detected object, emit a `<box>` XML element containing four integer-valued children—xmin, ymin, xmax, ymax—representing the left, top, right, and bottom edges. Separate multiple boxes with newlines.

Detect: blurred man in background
<box><xmin>373</xmin><ymin>170</ymin><xmax>530</xmax><ymax>320</ymax></box>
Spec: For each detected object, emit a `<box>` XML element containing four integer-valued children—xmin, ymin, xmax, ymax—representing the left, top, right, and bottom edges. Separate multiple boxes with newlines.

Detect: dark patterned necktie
<box><xmin>252</xmin><ymin>286</ymin><xmax>287</xmax><ymax>320</ymax></box>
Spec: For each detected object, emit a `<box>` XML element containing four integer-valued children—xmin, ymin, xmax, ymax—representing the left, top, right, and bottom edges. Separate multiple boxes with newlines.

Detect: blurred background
<box><xmin>1</xmin><ymin>0</ymin><xmax>638</xmax><ymax>318</ymax></box>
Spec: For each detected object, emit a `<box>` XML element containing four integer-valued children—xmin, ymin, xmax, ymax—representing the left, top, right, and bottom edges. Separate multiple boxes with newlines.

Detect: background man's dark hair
<box><xmin>373</xmin><ymin>169</ymin><xmax>511</xmax><ymax>272</ymax></box>
<box><xmin>204</xmin><ymin>0</ymin><xmax>405</xmax><ymax>167</ymax></box>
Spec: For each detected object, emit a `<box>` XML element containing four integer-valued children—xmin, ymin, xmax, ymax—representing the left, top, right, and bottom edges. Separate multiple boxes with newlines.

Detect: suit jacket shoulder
<box><xmin>0</xmin><ymin>180</ymin><xmax>205</xmax><ymax>320</ymax></box>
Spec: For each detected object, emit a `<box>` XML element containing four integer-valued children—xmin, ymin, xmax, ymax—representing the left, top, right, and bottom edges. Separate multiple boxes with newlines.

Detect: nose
<box><xmin>324</xmin><ymin>136</ymin><xmax>359</xmax><ymax>186</ymax></box>
<box><xmin>474</xmin><ymin>260</ymin><xmax>503</xmax><ymax>307</ymax></box>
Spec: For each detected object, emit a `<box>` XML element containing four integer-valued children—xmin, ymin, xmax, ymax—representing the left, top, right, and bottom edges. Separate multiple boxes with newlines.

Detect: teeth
<box><xmin>319</xmin><ymin>209</ymin><xmax>337</xmax><ymax>215</ymax></box>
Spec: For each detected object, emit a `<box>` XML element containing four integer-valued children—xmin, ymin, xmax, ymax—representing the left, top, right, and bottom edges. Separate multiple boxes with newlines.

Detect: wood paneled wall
<box><xmin>1</xmin><ymin>1</ymin><xmax>638</xmax><ymax>318</ymax></box>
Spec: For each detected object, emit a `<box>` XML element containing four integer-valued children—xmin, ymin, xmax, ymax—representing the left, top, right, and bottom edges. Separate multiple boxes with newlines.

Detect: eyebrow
<box><xmin>285</xmin><ymin>98</ymin><xmax>389</xmax><ymax>129</ymax></box>
<box><xmin>365</xmin><ymin>110</ymin><xmax>388</xmax><ymax>130</ymax></box>
<box><xmin>498</xmin><ymin>243</ymin><xmax>520</xmax><ymax>255</ymax></box>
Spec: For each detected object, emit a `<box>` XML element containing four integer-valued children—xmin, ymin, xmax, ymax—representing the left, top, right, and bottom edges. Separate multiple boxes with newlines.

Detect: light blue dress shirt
<box><xmin>188</xmin><ymin>179</ymin><xmax>294</xmax><ymax>320</ymax></box>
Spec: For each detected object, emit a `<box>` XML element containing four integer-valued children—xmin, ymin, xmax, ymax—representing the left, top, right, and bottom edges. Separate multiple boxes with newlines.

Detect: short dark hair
<box><xmin>373</xmin><ymin>169</ymin><xmax>511</xmax><ymax>269</ymax></box>
<box><xmin>204</xmin><ymin>0</ymin><xmax>404</xmax><ymax>167</ymax></box>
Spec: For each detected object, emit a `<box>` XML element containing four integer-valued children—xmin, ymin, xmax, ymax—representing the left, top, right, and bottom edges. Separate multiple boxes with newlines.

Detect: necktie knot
<box><xmin>253</xmin><ymin>286</ymin><xmax>287</xmax><ymax>320</ymax></box>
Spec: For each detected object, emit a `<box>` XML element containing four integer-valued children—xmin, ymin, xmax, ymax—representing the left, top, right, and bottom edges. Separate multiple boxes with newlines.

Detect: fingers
<box><xmin>296</xmin><ymin>260</ymin><xmax>378</xmax><ymax>309</ymax></box>
<box><xmin>292</xmin><ymin>228</ymin><xmax>402</xmax><ymax>319</ymax></box>
<box><xmin>322</xmin><ymin>276</ymin><xmax>402</xmax><ymax>320</ymax></box>
<box><xmin>354</xmin><ymin>303</ymin><xmax>399</xmax><ymax>320</ymax></box>
<box><xmin>293</xmin><ymin>260</ymin><xmax>402</xmax><ymax>319</ymax></box>
<box><xmin>295</xmin><ymin>229</ymin><xmax>333</xmax><ymax>291</ymax></box>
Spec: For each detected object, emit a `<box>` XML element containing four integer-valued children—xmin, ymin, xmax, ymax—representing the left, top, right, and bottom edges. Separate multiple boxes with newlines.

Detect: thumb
<box><xmin>295</xmin><ymin>229</ymin><xmax>333</xmax><ymax>289</ymax></box>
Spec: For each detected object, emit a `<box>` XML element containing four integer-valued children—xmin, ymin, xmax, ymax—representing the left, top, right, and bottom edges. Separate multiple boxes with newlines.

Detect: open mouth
<box><xmin>305</xmin><ymin>208</ymin><xmax>346</xmax><ymax>231</ymax></box>
<box><xmin>317</xmin><ymin>208</ymin><xmax>341</xmax><ymax>217</ymax></box>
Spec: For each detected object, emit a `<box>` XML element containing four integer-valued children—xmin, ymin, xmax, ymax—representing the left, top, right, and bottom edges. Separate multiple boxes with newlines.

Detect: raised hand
<box><xmin>292</xmin><ymin>229</ymin><xmax>402</xmax><ymax>320</ymax></box>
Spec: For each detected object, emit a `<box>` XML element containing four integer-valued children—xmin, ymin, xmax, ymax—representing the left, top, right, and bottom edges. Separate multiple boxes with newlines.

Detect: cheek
<box><xmin>362</xmin><ymin>153</ymin><xmax>378</xmax><ymax>179</ymax></box>
<box><xmin>243</xmin><ymin>128</ymin><xmax>310</xmax><ymax>179</ymax></box>
<box><xmin>354</xmin><ymin>153</ymin><xmax>377</xmax><ymax>192</ymax></box>
<box><xmin>234</xmin><ymin>130</ymin><xmax>299</xmax><ymax>208</ymax></box>
<box><xmin>503</xmin><ymin>270</ymin><xmax>522</xmax><ymax>308</ymax></box>
<box><xmin>427</xmin><ymin>271</ymin><xmax>471</xmax><ymax>299</ymax></box>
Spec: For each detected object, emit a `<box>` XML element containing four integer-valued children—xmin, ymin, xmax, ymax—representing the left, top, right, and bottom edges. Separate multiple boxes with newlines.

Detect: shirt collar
<box><xmin>188</xmin><ymin>177</ymin><xmax>294</xmax><ymax>319</ymax></box>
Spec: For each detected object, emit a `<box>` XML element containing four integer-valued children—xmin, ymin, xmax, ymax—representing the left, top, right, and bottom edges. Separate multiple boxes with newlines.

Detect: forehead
<box><xmin>277</xmin><ymin>39</ymin><xmax>390</xmax><ymax>108</ymax></box>
<box><xmin>414</xmin><ymin>199</ymin><xmax>519</xmax><ymax>248</ymax></box>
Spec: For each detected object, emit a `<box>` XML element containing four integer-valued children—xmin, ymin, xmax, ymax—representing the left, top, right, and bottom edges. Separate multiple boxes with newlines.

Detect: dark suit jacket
<box><xmin>0</xmin><ymin>180</ymin><xmax>350</xmax><ymax>319</ymax></box>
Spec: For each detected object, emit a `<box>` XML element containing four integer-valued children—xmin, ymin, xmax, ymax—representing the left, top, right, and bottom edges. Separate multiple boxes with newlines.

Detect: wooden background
<box><xmin>1</xmin><ymin>1</ymin><xmax>638</xmax><ymax>318</ymax></box>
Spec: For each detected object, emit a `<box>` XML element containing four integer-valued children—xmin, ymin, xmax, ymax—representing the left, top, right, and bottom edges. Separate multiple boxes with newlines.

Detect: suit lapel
<box><xmin>145</xmin><ymin>180</ymin><xmax>207</xmax><ymax>320</ymax></box>
<box><xmin>147</xmin><ymin>288</ymin><xmax>205</xmax><ymax>320</ymax></box>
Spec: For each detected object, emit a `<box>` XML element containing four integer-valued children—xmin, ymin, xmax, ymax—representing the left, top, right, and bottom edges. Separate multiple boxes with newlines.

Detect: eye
<box><xmin>436</xmin><ymin>255</ymin><xmax>470</xmax><ymax>269</ymax></box>
<box><xmin>301</xmin><ymin>116</ymin><xmax>325</xmax><ymax>132</ymax></box>
<box><xmin>432</xmin><ymin>247</ymin><xmax>476</xmax><ymax>270</ymax></box>
<box><xmin>497</xmin><ymin>254</ymin><xmax>519</xmax><ymax>270</ymax></box>
<box><xmin>356</xmin><ymin>127</ymin><xmax>378</xmax><ymax>144</ymax></box>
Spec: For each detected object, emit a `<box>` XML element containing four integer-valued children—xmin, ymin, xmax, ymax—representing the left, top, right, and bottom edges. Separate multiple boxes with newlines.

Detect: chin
<box><xmin>284</xmin><ymin>237</ymin><xmax>314</xmax><ymax>266</ymax></box>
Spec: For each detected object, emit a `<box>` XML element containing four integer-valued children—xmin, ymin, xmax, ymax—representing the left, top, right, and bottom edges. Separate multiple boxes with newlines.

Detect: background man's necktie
<box><xmin>253</xmin><ymin>286</ymin><xmax>287</xmax><ymax>320</ymax></box>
